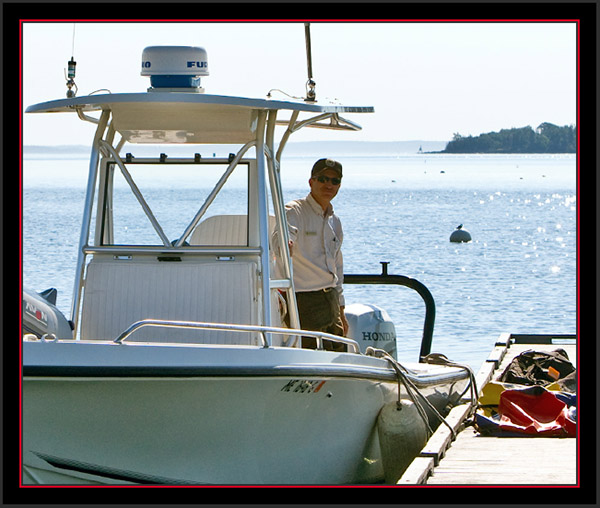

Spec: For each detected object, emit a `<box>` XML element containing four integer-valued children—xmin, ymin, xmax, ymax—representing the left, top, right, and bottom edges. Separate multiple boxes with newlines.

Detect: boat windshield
<box><xmin>100</xmin><ymin>158</ymin><xmax>250</xmax><ymax>247</ymax></box>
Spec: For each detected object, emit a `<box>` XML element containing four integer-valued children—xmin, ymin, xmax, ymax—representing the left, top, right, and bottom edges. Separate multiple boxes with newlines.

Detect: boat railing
<box><xmin>113</xmin><ymin>318</ymin><xmax>361</xmax><ymax>353</ymax></box>
<box><xmin>344</xmin><ymin>262</ymin><xmax>436</xmax><ymax>362</ymax></box>
<box><xmin>83</xmin><ymin>246</ymin><xmax>262</xmax><ymax>256</ymax></box>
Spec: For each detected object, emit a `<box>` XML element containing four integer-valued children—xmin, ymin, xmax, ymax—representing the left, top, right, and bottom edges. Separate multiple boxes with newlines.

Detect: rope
<box><xmin>266</xmin><ymin>89</ymin><xmax>304</xmax><ymax>101</ymax></box>
<box><xmin>369</xmin><ymin>347</ymin><xmax>434</xmax><ymax>436</ymax></box>
<box><xmin>421</xmin><ymin>353</ymin><xmax>479</xmax><ymax>418</ymax></box>
<box><xmin>366</xmin><ymin>348</ymin><xmax>478</xmax><ymax>440</ymax></box>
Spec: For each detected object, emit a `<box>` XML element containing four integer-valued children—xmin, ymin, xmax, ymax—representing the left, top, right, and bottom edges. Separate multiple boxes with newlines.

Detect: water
<box><xmin>22</xmin><ymin>153</ymin><xmax>577</xmax><ymax>370</ymax></box>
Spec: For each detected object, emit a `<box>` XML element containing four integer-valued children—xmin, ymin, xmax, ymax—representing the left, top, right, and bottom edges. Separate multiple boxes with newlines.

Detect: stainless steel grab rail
<box><xmin>344</xmin><ymin>262</ymin><xmax>436</xmax><ymax>363</ymax></box>
<box><xmin>113</xmin><ymin>319</ymin><xmax>360</xmax><ymax>353</ymax></box>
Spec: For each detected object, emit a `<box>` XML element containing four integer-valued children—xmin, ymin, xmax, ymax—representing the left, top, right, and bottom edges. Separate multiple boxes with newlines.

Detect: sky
<box><xmin>21</xmin><ymin>21</ymin><xmax>577</xmax><ymax>146</ymax></box>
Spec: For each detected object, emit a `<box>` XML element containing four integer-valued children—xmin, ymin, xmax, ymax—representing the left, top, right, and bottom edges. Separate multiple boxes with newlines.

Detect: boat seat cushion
<box><xmin>190</xmin><ymin>215</ymin><xmax>249</xmax><ymax>246</ymax></box>
<box><xmin>190</xmin><ymin>214</ymin><xmax>276</xmax><ymax>246</ymax></box>
<box><xmin>80</xmin><ymin>258</ymin><xmax>260</xmax><ymax>344</ymax></box>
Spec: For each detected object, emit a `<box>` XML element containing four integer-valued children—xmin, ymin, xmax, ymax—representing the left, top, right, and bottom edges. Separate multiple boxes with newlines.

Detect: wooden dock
<box><xmin>398</xmin><ymin>333</ymin><xmax>577</xmax><ymax>485</ymax></box>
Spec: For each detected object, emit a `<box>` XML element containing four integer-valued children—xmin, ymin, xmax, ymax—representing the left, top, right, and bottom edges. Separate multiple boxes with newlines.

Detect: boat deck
<box><xmin>398</xmin><ymin>333</ymin><xmax>577</xmax><ymax>485</ymax></box>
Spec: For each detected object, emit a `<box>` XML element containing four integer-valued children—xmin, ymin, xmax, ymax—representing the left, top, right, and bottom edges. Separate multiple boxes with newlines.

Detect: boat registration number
<box><xmin>280</xmin><ymin>379</ymin><xmax>326</xmax><ymax>394</ymax></box>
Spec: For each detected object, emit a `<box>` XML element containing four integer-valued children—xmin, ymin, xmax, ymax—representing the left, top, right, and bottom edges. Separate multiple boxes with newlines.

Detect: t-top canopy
<box><xmin>26</xmin><ymin>92</ymin><xmax>374</xmax><ymax>144</ymax></box>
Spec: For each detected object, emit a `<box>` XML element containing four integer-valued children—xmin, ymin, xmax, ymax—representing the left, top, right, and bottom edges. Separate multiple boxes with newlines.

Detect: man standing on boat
<box><xmin>278</xmin><ymin>158</ymin><xmax>348</xmax><ymax>351</ymax></box>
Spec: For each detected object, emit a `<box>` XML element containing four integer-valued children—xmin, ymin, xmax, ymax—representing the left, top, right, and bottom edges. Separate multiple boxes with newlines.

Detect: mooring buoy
<box><xmin>449</xmin><ymin>224</ymin><xmax>472</xmax><ymax>243</ymax></box>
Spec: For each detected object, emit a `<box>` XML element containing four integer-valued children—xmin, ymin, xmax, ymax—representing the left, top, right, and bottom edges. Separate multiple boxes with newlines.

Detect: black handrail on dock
<box><xmin>344</xmin><ymin>262</ymin><xmax>435</xmax><ymax>362</ymax></box>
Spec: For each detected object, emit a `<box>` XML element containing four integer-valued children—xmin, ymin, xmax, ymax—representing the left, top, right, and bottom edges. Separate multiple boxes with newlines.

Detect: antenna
<box><xmin>304</xmin><ymin>23</ymin><xmax>316</xmax><ymax>102</ymax></box>
<box><xmin>65</xmin><ymin>24</ymin><xmax>77</xmax><ymax>98</ymax></box>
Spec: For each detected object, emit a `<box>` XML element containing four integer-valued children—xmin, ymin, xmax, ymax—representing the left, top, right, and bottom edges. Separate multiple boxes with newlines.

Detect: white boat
<box><xmin>22</xmin><ymin>42</ymin><xmax>474</xmax><ymax>485</ymax></box>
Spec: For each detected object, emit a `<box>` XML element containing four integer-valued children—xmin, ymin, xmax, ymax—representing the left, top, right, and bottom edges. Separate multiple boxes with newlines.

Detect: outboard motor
<box><xmin>22</xmin><ymin>288</ymin><xmax>73</xmax><ymax>339</ymax></box>
<box><xmin>345</xmin><ymin>303</ymin><xmax>397</xmax><ymax>359</ymax></box>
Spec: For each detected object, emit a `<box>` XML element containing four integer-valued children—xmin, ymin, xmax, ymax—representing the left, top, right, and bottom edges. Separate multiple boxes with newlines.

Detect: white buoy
<box><xmin>449</xmin><ymin>224</ymin><xmax>471</xmax><ymax>243</ymax></box>
<box><xmin>377</xmin><ymin>400</ymin><xmax>429</xmax><ymax>483</ymax></box>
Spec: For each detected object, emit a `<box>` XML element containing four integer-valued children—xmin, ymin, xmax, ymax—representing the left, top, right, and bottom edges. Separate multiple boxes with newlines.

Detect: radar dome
<box><xmin>141</xmin><ymin>46</ymin><xmax>209</xmax><ymax>92</ymax></box>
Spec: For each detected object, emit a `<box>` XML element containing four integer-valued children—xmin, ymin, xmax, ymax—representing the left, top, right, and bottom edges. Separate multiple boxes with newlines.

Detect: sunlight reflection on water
<box><xmin>22</xmin><ymin>153</ymin><xmax>576</xmax><ymax>370</ymax></box>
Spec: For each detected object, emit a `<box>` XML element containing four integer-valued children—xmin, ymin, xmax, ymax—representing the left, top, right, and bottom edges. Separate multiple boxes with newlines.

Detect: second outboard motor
<box><xmin>22</xmin><ymin>287</ymin><xmax>73</xmax><ymax>339</ymax></box>
<box><xmin>345</xmin><ymin>303</ymin><xmax>397</xmax><ymax>359</ymax></box>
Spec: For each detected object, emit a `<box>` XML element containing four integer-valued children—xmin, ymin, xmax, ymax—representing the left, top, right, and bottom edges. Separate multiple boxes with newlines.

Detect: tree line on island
<box><xmin>440</xmin><ymin>123</ymin><xmax>576</xmax><ymax>153</ymax></box>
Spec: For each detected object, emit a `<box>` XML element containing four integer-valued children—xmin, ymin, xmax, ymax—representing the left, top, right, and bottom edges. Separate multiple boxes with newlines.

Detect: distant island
<box><xmin>22</xmin><ymin>124</ymin><xmax>576</xmax><ymax>157</ymax></box>
<box><xmin>23</xmin><ymin>140</ymin><xmax>449</xmax><ymax>157</ymax></box>
<box><xmin>439</xmin><ymin>123</ymin><xmax>576</xmax><ymax>154</ymax></box>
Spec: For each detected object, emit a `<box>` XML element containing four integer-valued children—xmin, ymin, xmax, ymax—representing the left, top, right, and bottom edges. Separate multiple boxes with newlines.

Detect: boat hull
<box><xmin>24</xmin><ymin>376</ymin><xmax>394</xmax><ymax>485</ymax></box>
<box><xmin>22</xmin><ymin>341</ymin><xmax>468</xmax><ymax>485</ymax></box>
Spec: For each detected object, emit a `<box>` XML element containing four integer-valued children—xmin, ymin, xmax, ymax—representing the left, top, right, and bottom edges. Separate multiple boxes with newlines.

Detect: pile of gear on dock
<box><xmin>474</xmin><ymin>348</ymin><xmax>576</xmax><ymax>437</ymax></box>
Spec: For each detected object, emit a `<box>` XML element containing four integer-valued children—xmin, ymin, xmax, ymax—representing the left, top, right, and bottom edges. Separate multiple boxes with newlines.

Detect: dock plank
<box><xmin>473</xmin><ymin>360</ymin><xmax>496</xmax><ymax>397</ymax></box>
<box><xmin>426</xmin><ymin>429</ymin><xmax>577</xmax><ymax>484</ymax></box>
<box><xmin>419</xmin><ymin>403</ymin><xmax>473</xmax><ymax>466</ymax></box>
<box><xmin>396</xmin><ymin>457</ymin><xmax>435</xmax><ymax>485</ymax></box>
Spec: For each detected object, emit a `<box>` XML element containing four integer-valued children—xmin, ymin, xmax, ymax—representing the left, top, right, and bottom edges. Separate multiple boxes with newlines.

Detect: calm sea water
<box><xmin>22</xmin><ymin>153</ymin><xmax>577</xmax><ymax>370</ymax></box>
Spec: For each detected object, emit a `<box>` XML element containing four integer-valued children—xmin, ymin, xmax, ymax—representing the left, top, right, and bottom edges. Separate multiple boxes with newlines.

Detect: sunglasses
<box><xmin>315</xmin><ymin>175</ymin><xmax>342</xmax><ymax>185</ymax></box>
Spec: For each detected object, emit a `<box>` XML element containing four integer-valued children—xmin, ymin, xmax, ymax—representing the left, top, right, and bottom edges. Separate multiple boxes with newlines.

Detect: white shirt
<box><xmin>282</xmin><ymin>193</ymin><xmax>345</xmax><ymax>306</ymax></box>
